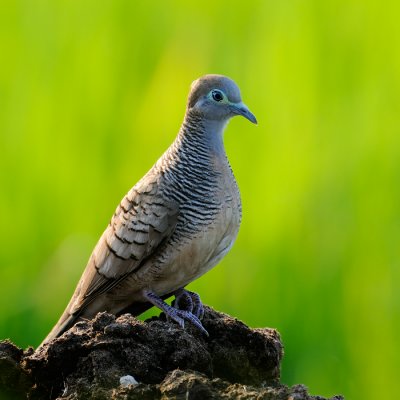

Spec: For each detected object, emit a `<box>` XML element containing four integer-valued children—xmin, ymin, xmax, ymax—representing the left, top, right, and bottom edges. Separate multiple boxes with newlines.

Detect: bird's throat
<box><xmin>179</xmin><ymin>114</ymin><xmax>228</xmax><ymax>157</ymax></box>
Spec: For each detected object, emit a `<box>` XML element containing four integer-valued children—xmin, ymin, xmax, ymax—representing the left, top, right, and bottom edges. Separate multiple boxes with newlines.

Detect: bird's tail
<box><xmin>38</xmin><ymin>309</ymin><xmax>79</xmax><ymax>349</ymax></box>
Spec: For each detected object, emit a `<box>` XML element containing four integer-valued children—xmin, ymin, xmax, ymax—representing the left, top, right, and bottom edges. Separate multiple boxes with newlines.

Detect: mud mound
<box><xmin>0</xmin><ymin>307</ymin><xmax>343</xmax><ymax>399</ymax></box>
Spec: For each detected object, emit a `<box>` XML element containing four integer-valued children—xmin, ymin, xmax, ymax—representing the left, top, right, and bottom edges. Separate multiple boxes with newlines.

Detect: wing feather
<box><xmin>68</xmin><ymin>176</ymin><xmax>179</xmax><ymax>315</ymax></box>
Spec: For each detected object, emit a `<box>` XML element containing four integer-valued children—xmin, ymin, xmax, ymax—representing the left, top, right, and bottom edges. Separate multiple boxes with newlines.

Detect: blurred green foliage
<box><xmin>1</xmin><ymin>1</ymin><xmax>399</xmax><ymax>398</ymax></box>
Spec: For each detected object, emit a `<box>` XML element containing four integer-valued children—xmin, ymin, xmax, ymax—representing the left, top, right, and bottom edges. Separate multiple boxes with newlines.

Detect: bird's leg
<box><xmin>143</xmin><ymin>290</ymin><xmax>209</xmax><ymax>336</ymax></box>
<box><xmin>173</xmin><ymin>288</ymin><xmax>204</xmax><ymax>320</ymax></box>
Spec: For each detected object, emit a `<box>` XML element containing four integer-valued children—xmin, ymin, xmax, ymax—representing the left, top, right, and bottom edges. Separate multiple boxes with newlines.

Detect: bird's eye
<box><xmin>211</xmin><ymin>90</ymin><xmax>224</xmax><ymax>102</ymax></box>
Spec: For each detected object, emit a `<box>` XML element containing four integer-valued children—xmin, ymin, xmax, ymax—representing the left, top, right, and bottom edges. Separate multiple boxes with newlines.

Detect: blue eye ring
<box><xmin>211</xmin><ymin>90</ymin><xmax>224</xmax><ymax>102</ymax></box>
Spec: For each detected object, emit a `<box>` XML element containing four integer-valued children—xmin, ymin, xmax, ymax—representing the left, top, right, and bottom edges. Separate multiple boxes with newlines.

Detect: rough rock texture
<box><xmin>0</xmin><ymin>307</ymin><xmax>343</xmax><ymax>400</ymax></box>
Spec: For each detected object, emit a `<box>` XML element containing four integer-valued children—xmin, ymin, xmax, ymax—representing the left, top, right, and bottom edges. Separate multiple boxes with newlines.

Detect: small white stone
<box><xmin>119</xmin><ymin>375</ymin><xmax>139</xmax><ymax>387</ymax></box>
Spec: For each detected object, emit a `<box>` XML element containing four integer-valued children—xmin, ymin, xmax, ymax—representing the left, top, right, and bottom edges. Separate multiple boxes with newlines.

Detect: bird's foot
<box><xmin>143</xmin><ymin>290</ymin><xmax>208</xmax><ymax>336</ymax></box>
<box><xmin>172</xmin><ymin>288</ymin><xmax>205</xmax><ymax>320</ymax></box>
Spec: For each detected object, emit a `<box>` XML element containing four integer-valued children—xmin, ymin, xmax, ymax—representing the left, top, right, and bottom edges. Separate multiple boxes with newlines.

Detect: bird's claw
<box><xmin>167</xmin><ymin>307</ymin><xmax>209</xmax><ymax>336</ymax></box>
<box><xmin>143</xmin><ymin>289</ymin><xmax>208</xmax><ymax>336</ymax></box>
<box><xmin>173</xmin><ymin>288</ymin><xmax>205</xmax><ymax>319</ymax></box>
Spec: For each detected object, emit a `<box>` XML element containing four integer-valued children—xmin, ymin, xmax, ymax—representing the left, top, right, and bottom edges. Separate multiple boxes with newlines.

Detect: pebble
<box><xmin>120</xmin><ymin>375</ymin><xmax>139</xmax><ymax>387</ymax></box>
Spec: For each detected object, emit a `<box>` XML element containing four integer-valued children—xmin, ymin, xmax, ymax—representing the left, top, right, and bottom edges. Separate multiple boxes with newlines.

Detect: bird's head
<box><xmin>187</xmin><ymin>74</ymin><xmax>257</xmax><ymax>125</ymax></box>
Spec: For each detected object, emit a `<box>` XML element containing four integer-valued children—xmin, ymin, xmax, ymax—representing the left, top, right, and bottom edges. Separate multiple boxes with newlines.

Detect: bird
<box><xmin>40</xmin><ymin>74</ymin><xmax>257</xmax><ymax>347</ymax></box>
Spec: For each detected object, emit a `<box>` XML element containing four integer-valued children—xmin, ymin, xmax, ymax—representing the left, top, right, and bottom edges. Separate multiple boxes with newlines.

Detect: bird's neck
<box><xmin>177</xmin><ymin>112</ymin><xmax>228</xmax><ymax>156</ymax></box>
<box><xmin>156</xmin><ymin>112</ymin><xmax>230</xmax><ymax>178</ymax></box>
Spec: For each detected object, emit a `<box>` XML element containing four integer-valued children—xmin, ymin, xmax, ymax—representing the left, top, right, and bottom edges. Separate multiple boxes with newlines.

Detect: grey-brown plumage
<box><xmin>40</xmin><ymin>74</ymin><xmax>257</xmax><ymax>346</ymax></box>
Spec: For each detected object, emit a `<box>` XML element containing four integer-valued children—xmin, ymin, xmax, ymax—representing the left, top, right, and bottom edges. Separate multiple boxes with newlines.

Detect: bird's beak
<box><xmin>231</xmin><ymin>102</ymin><xmax>258</xmax><ymax>124</ymax></box>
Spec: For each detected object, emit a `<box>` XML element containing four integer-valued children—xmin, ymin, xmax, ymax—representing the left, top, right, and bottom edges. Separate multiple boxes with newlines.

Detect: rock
<box><xmin>0</xmin><ymin>340</ymin><xmax>32</xmax><ymax>399</ymax></box>
<box><xmin>0</xmin><ymin>306</ymin><xmax>343</xmax><ymax>399</ymax></box>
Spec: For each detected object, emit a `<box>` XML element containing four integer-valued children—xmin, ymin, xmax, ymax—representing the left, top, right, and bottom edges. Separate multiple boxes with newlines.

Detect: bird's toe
<box><xmin>176</xmin><ymin>309</ymin><xmax>209</xmax><ymax>336</ymax></box>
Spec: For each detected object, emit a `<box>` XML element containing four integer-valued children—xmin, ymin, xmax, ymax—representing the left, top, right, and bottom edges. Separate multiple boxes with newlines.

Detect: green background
<box><xmin>1</xmin><ymin>1</ymin><xmax>399</xmax><ymax>399</ymax></box>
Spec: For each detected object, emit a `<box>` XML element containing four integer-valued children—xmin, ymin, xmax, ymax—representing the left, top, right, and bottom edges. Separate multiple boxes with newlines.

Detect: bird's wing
<box><xmin>68</xmin><ymin>175</ymin><xmax>179</xmax><ymax>315</ymax></box>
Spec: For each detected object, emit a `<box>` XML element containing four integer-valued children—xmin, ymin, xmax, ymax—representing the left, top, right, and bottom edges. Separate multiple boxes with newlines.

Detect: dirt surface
<box><xmin>0</xmin><ymin>307</ymin><xmax>343</xmax><ymax>399</ymax></box>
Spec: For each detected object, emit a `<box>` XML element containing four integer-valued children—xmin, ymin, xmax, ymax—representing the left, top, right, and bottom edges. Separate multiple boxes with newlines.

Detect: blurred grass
<box><xmin>1</xmin><ymin>0</ymin><xmax>400</xmax><ymax>398</ymax></box>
